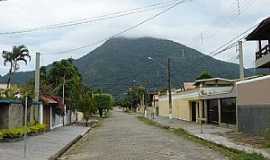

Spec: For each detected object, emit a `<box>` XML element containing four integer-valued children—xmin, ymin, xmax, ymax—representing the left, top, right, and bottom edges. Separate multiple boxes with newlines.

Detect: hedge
<box><xmin>0</xmin><ymin>123</ymin><xmax>46</xmax><ymax>139</ymax></box>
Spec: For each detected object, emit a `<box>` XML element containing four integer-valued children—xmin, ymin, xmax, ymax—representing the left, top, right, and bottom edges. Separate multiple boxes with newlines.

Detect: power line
<box><xmin>209</xmin><ymin>23</ymin><xmax>257</xmax><ymax>56</ymax></box>
<box><xmin>193</xmin><ymin>0</ymin><xmax>254</xmax><ymax>51</ymax></box>
<box><xmin>43</xmin><ymin>0</ymin><xmax>190</xmax><ymax>55</ymax></box>
<box><xmin>0</xmin><ymin>0</ymin><xmax>180</xmax><ymax>35</ymax></box>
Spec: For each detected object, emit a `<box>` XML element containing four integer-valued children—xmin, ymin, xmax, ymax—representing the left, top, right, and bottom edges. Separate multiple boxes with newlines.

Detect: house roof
<box><xmin>40</xmin><ymin>95</ymin><xmax>58</xmax><ymax>104</ymax></box>
<box><xmin>236</xmin><ymin>75</ymin><xmax>270</xmax><ymax>85</ymax></box>
<box><xmin>40</xmin><ymin>95</ymin><xmax>65</xmax><ymax>112</ymax></box>
<box><xmin>246</xmin><ymin>17</ymin><xmax>270</xmax><ymax>40</ymax></box>
<box><xmin>183</xmin><ymin>82</ymin><xmax>196</xmax><ymax>90</ymax></box>
<box><xmin>194</xmin><ymin>78</ymin><xmax>235</xmax><ymax>86</ymax></box>
<box><xmin>0</xmin><ymin>99</ymin><xmax>20</xmax><ymax>105</ymax></box>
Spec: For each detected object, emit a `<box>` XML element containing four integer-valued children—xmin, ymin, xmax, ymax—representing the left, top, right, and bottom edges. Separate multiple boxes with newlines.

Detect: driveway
<box><xmin>59</xmin><ymin>111</ymin><xmax>226</xmax><ymax>160</ymax></box>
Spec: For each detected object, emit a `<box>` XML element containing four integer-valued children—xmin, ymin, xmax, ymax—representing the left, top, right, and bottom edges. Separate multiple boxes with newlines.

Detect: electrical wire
<box><xmin>208</xmin><ymin>23</ymin><xmax>257</xmax><ymax>56</ymax></box>
<box><xmin>0</xmin><ymin>0</ymin><xmax>180</xmax><ymax>35</ymax></box>
<box><xmin>43</xmin><ymin>0</ymin><xmax>190</xmax><ymax>55</ymax></box>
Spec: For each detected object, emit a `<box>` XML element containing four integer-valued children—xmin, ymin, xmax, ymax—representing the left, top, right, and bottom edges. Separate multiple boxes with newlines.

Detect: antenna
<box><xmin>237</xmin><ymin>0</ymin><xmax>241</xmax><ymax>15</ymax></box>
<box><xmin>200</xmin><ymin>32</ymin><xmax>204</xmax><ymax>45</ymax></box>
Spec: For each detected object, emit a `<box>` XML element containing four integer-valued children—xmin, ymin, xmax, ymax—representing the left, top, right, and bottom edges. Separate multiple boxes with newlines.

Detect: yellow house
<box><xmin>158</xmin><ymin>89</ymin><xmax>199</xmax><ymax>122</ymax></box>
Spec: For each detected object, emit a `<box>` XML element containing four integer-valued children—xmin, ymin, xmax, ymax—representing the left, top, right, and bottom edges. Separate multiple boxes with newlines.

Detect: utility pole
<box><xmin>167</xmin><ymin>58</ymin><xmax>172</xmax><ymax>119</ymax></box>
<box><xmin>238</xmin><ymin>41</ymin><xmax>244</xmax><ymax>80</ymax></box>
<box><xmin>34</xmin><ymin>52</ymin><xmax>41</xmax><ymax>123</ymax></box>
<box><xmin>34</xmin><ymin>52</ymin><xmax>40</xmax><ymax>102</ymax></box>
<box><xmin>24</xmin><ymin>97</ymin><xmax>28</xmax><ymax>158</ymax></box>
<box><xmin>62</xmin><ymin>75</ymin><xmax>65</xmax><ymax>126</ymax></box>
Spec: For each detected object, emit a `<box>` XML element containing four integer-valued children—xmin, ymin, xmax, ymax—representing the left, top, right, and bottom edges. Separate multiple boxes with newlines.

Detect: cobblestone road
<box><xmin>59</xmin><ymin>111</ymin><xmax>226</xmax><ymax>160</ymax></box>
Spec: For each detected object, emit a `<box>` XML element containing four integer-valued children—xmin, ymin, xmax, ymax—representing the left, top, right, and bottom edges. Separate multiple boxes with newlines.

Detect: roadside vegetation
<box><xmin>119</xmin><ymin>85</ymin><xmax>148</xmax><ymax>112</ymax></box>
<box><xmin>137</xmin><ymin>116</ymin><xmax>266</xmax><ymax>160</ymax></box>
<box><xmin>0</xmin><ymin>123</ymin><xmax>46</xmax><ymax>140</ymax></box>
<box><xmin>21</xmin><ymin>58</ymin><xmax>114</xmax><ymax>123</ymax></box>
<box><xmin>0</xmin><ymin>45</ymin><xmax>113</xmax><ymax>132</ymax></box>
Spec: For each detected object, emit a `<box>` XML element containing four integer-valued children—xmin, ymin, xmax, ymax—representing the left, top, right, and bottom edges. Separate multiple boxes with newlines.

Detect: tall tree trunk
<box><xmin>98</xmin><ymin>108</ymin><xmax>103</xmax><ymax>118</ymax></box>
<box><xmin>6</xmin><ymin>64</ymin><xmax>13</xmax><ymax>89</ymax></box>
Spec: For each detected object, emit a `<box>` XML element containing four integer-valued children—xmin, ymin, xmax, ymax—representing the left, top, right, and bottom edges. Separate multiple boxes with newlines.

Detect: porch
<box><xmin>191</xmin><ymin>98</ymin><xmax>236</xmax><ymax>127</ymax></box>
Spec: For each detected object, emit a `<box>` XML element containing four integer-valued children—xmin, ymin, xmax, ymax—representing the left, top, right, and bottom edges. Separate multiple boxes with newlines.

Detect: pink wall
<box><xmin>237</xmin><ymin>76</ymin><xmax>270</xmax><ymax>106</ymax></box>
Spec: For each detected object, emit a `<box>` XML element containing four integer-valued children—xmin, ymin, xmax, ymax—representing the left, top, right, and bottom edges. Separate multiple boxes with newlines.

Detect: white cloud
<box><xmin>0</xmin><ymin>0</ymin><xmax>269</xmax><ymax>75</ymax></box>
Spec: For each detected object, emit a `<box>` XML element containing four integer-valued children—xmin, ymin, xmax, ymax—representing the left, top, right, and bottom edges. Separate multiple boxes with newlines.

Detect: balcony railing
<box><xmin>256</xmin><ymin>44</ymin><xmax>270</xmax><ymax>60</ymax></box>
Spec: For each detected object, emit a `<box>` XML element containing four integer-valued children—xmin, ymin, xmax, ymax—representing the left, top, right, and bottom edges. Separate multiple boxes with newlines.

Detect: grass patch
<box><xmin>137</xmin><ymin>116</ymin><xmax>266</xmax><ymax>160</ymax></box>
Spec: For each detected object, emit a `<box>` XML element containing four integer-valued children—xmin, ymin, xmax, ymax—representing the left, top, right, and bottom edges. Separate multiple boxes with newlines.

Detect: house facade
<box><xmin>157</xmin><ymin>78</ymin><xmax>237</xmax><ymax>126</ymax></box>
<box><xmin>40</xmin><ymin>96</ymin><xmax>65</xmax><ymax>130</ymax></box>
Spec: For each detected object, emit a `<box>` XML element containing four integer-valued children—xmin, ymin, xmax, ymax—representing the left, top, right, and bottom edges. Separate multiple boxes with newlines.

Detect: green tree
<box><xmin>196</xmin><ymin>71</ymin><xmax>213</xmax><ymax>80</ymax></box>
<box><xmin>2</xmin><ymin>45</ymin><xmax>31</xmax><ymax>89</ymax></box>
<box><xmin>125</xmin><ymin>86</ymin><xmax>146</xmax><ymax>112</ymax></box>
<box><xmin>77</xmin><ymin>87</ymin><xmax>96</xmax><ymax>126</ymax></box>
<box><xmin>47</xmin><ymin>59</ymin><xmax>81</xmax><ymax>107</ymax></box>
<box><xmin>94</xmin><ymin>94</ymin><xmax>113</xmax><ymax>117</ymax></box>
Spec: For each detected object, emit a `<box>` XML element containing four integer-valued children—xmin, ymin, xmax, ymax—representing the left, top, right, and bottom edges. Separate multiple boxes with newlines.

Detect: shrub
<box><xmin>29</xmin><ymin>124</ymin><xmax>46</xmax><ymax>134</ymax></box>
<box><xmin>0</xmin><ymin>131</ymin><xmax>3</xmax><ymax>139</ymax></box>
<box><xmin>2</xmin><ymin>128</ymin><xmax>25</xmax><ymax>139</ymax></box>
<box><xmin>0</xmin><ymin>123</ymin><xmax>46</xmax><ymax>139</ymax></box>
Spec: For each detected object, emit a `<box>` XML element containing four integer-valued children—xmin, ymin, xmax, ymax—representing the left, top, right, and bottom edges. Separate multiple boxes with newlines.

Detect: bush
<box><xmin>29</xmin><ymin>124</ymin><xmax>46</xmax><ymax>134</ymax></box>
<box><xmin>2</xmin><ymin>128</ymin><xmax>25</xmax><ymax>139</ymax></box>
<box><xmin>0</xmin><ymin>123</ymin><xmax>46</xmax><ymax>139</ymax></box>
<box><xmin>0</xmin><ymin>131</ymin><xmax>3</xmax><ymax>139</ymax></box>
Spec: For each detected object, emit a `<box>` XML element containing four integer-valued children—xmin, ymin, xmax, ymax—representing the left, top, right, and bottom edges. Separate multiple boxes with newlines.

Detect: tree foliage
<box><xmin>196</xmin><ymin>71</ymin><xmax>213</xmax><ymax>80</ymax></box>
<box><xmin>22</xmin><ymin>58</ymin><xmax>114</xmax><ymax>120</ymax></box>
<box><xmin>47</xmin><ymin>59</ymin><xmax>82</xmax><ymax>107</ymax></box>
<box><xmin>94</xmin><ymin>94</ymin><xmax>113</xmax><ymax>117</ymax></box>
<box><xmin>2</xmin><ymin>45</ymin><xmax>30</xmax><ymax>89</ymax></box>
<box><xmin>121</xmin><ymin>86</ymin><xmax>146</xmax><ymax>111</ymax></box>
<box><xmin>76</xmin><ymin>86</ymin><xmax>96</xmax><ymax>125</ymax></box>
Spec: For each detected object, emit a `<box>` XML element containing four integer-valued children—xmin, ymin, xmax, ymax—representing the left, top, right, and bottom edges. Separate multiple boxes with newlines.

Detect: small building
<box><xmin>40</xmin><ymin>96</ymin><xmax>65</xmax><ymax>130</ymax></box>
<box><xmin>0</xmin><ymin>100</ymin><xmax>41</xmax><ymax>129</ymax></box>
<box><xmin>157</xmin><ymin>78</ymin><xmax>236</xmax><ymax>126</ymax></box>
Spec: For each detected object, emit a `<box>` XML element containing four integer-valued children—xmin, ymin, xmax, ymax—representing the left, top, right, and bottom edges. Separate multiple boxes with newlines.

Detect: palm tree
<box><xmin>2</xmin><ymin>45</ymin><xmax>31</xmax><ymax>89</ymax></box>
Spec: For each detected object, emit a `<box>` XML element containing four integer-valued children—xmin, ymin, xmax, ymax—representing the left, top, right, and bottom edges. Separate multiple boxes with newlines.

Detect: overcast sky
<box><xmin>0</xmin><ymin>0</ymin><xmax>269</xmax><ymax>75</ymax></box>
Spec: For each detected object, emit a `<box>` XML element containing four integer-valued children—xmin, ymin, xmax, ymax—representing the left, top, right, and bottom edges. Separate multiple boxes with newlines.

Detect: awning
<box><xmin>246</xmin><ymin>17</ymin><xmax>270</xmax><ymax>41</ymax></box>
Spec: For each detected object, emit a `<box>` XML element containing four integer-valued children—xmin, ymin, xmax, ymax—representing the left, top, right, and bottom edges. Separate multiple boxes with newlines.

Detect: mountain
<box><xmin>0</xmin><ymin>37</ymin><xmax>266</xmax><ymax>97</ymax></box>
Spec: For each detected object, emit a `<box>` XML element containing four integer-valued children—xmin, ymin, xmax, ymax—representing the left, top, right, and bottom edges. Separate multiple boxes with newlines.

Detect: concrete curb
<box><xmin>48</xmin><ymin>127</ymin><xmax>91</xmax><ymax>160</ymax></box>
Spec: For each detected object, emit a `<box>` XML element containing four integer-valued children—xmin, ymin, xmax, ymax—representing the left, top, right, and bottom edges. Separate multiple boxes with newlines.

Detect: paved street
<box><xmin>59</xmin><ymin>111</ymin><xmax>226</xmax><ymax>160</ymax></box>
<box><xmin>0</xmin><ymin>126</ymin><xmax>89</xmax><ymax>160</ymax></box>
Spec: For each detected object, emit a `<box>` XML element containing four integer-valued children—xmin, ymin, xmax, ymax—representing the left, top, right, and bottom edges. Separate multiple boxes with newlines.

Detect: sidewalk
<box><xmin>149</xmin><ymin>116</ymin><xmax>270</xmax><ymax>159</ymax></box>
<box><xmin>0</xmin><ymin>125</ymin><xmax>90</xmax><ymax>160</ymax></box>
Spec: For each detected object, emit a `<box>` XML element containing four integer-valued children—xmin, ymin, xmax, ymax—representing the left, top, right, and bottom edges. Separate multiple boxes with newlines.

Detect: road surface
<box><xmin>59</xmin><ymin>111</ymin><xmax>226</xmax><ymax>160</ymax></box>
